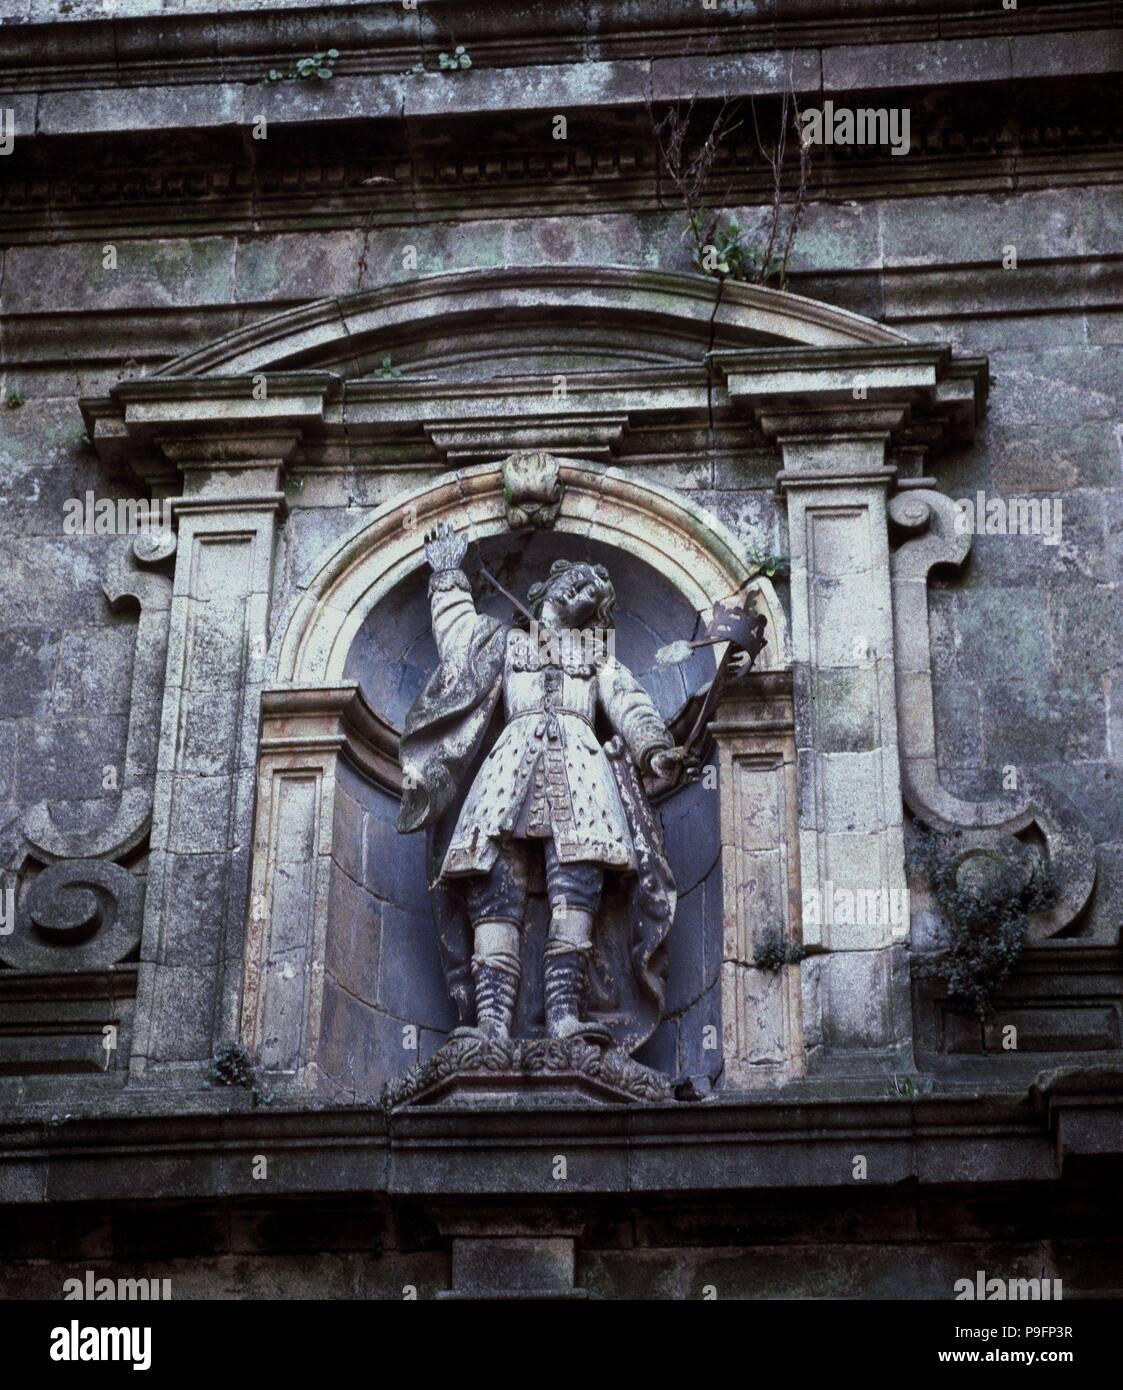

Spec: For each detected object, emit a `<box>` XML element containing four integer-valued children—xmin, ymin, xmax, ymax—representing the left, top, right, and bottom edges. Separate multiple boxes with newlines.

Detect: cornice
<box><xmin>1</xmin><ymin>1069</ymin><xmax>1122</xmax><ymax>1204</ymax></box>
<box><xmin>3</xmin><ymin>115</ymin><xmax>1119</xmax><ymax>245</ymax></box>
<box><xmin>713</xmin><ymin>342</ymin><xmax>988</xmax><ymax>449</ymax></box>
<box><xmin>0</xmin><ymin>1</ymin><xmax>1114</xmax><ymax>94</ymax></box>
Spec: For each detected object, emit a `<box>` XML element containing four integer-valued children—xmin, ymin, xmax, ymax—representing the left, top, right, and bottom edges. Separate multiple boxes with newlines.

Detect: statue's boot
<box><xmin>450</xmin><ymin>919</ymin><xmax>522</xmax><ymax>1043</ymax></box>
<box><xmin>544</xmin><ymin>949</ymin><xmax>611</xmax><ymax>1044</ymax></box>
<box><xmin>470</xmin><ymin>960</ymin><xmax>519</xmax><ymax>1041</ymax></box>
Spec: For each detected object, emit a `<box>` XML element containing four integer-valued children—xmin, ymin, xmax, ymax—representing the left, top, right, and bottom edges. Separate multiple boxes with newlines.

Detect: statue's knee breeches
<box><xmin>544</xmin><ymin>847</ymin><xmax>603</xmax><ymax>956</ymax></box>
<box><xmin>462</xmin><ymin>841</ymin><xmax>530</xmax><ymax>932</ymax></box>
<box><xmin>461</xmin><ymin>840</ymin><xmax>604</xmax><ymax>962</ymax></box>
<box><xmin>544</xmin><ymin>846</ymin><xmax>604</xmax><ymax>916</ymax></box>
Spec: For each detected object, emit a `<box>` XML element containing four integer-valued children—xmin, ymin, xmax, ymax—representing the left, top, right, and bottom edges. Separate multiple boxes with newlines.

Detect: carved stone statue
<box><xmin>394</xmin><ymin>522</ymin><xmax>686</xmax><ymax>1087</ymax></box>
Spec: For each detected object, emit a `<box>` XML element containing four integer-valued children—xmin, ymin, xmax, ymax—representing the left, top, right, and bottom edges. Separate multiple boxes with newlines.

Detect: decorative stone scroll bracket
<box><xmin>889</xmin><ymin>488</ymin><xmax>1096</xmax><ymax>939</ymax></box>
<box><xmin>19</xmin><ymin>532</ymin><xmax>174</xmax><ymax>866</ymax></box>
<box><xmin>2</xmin><ymin>534</ymin><xmax>174</xmax><ymax>976</ymax></box>
<box><xmin>1</xmin><ymin>861</ymin><xmax>144</xmax><ymax>973</ymax></box>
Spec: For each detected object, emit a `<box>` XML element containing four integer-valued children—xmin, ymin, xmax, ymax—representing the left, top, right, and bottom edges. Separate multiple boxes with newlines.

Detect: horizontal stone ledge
<box><xmin>9</xmin><ymin>28</ymin><xmax>1118</xmax><ymax>142</ymax></box>
<box><xmin>1</xmin><ymin>1077</ymin><xmax>1119</xmax><ymax>1203</ymax></box>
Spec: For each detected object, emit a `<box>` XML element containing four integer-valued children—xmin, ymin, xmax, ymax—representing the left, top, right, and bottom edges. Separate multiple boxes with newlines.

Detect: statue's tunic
<box><xmin>430</xmin><ymin>577</ymin><xmax>672</xmax><ymax>878</ymax></box>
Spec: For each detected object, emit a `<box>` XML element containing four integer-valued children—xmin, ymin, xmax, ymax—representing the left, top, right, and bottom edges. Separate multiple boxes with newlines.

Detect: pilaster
<box><xmin>132</xmin><ymin>439</ymin><xmax>292</xmax><ymax>1082</ymax></box>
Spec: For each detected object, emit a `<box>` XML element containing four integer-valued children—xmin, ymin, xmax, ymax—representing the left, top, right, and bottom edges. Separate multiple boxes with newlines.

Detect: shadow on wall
<box><xmin>317</xmin><ymin>533</ymin><xmax>723</xmax><ymax>1099</ymax></box>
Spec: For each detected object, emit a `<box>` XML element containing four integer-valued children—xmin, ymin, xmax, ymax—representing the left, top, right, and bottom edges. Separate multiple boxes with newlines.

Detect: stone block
<box><xmin>661</xmin><ymin>777</ymin><xmax>720</xmax><ymax>896</ymax></box>
<box><xmin>365</xmin><ymin>796</ymin><xmax>429</xmax><ymax>913</ymax></box>
<box><xmin>823</xmin><ymin>35</ymin><xmax>1010</xmax><ymax>93</ymax></box>
<box><xmin>145</xmin><ymin>963</ymin><xmax>216</xmax><ymax>1065</ymax></box>
<box><xmin>0</xmin><ymin>721</ymin><xmax>15</xmax><ymax>803</ymax></box>
<box><xmin>820</xmin><ymin>949</ymin><xmax>893</xmax><ymax>1052</ymax></box>
<box><xmin>1022</xmin><ymin>765</ymin><xmax>1121</xmax><ymax>846</ymax></box>
<box><xmin>989</xmin><ymin>422</ymin><xmax>1120</xmax><ymax>492</ymax></box>
<box><xmin>39</xmin><ymin>82</ymin><xmax>243</xmax><ymax>138</ymax></box>
<box><xmin>325</xmin><ymin>864</ymin><xmax>379</xmax><ymax>1004</ymax></box>
<box><xmin>15</xmin><ymin>716</ymin><xmax>127</xmax><ymax>802</ymax></box>
<box><xmin>331</xmin><ymin>782</ymin><xmax>365</xmax><ymax>886</ymax></box>
<box><xmin>962</xmin><ymin>492</ymin><xmax>1111</xmax><ymax>584</ymax></box>
<box><xmin>663</xmin><ymin>879</ymin><xmax>705</xmax><ymax>1013</ymax></box>
<box><xmin>1</xmin><ymin>237</ymin><xmax>237</xmax><ymax>315</ymax></box>
<box><xmin>811</xmin><ymin>574</ymin><xmax>887</xmax><ymax>668</ymax></box>
<box><xmin>0</xmin><ymin>628</ymin><xmax>57</xmax><ymax>717</ymax></box>
<box><xmin>234</xmin><ymin>231</ymin><xmax>366</xmax><ymax>303</ymax></box>
<box><xmin>820</xmin><ymin>751</ymin><xmax>883</xmax><ymax>834</ymax></box>
<box><xmin>319</xmin><ymin>982</ymin><xmax>406</xmax><ymax>1097</ymax></box>
<box><xmin>814</xmin><ymin>667</ymin><xmax>878</xmax><ymax>752</ymax></box>
<box><xmin>955</xmin><ymin>586</ymin><xmax>1052</xmax><ymax>681</ymax></box>
<box><xmin>980</xmin><ymin>681</ymin><xmax>1106</xmax><ymax>765</ymax></box>
<box><xmin>159</xmin><ymin>850</ymin><xmax>229</xmax><ymax>968</ymax></box>
<box><xmin>987</xmin><ymin>347</ymin><xmax>1121</xmax><ymax>428</ymax></box>
<box><xmin>377</xmin><ymin>902</ymin><xmax>457</xmax><ymax>1032</ymax></box>
<box><xmin>449</xmin><ymin>1235</ymin><xmax>576</xmax><ymax>1297</ymax></box>
<box><xmin>178</xmin><ymin>690</ymin><xmax>240</xmax><ymax>775</ymax></box>
<box><xmin>932</xmin><ymin>679</ymin><xmax>984</xmax><ymax>771</ymax></box>
<box><xmin>879</xmin><ymin>189</ymin><xmax>1085</xmax><ymax>271</ymax></box>
<box><xmin>49</xmin><ymin>624</ymin><xmax>135</xmax><ymax>717</ymax></box>
<box><xmin>167</xmin><ymin>773</ymin><xmax>236</xmax><ymax>855</ymax></box>
<box><xmin>1050</xmin><ymin>587</ymin><xmax>1122</xmax><ymax>678</ymax></box>
<box><xmin>732</xmin><ymin>961</ymin><xmax>791</xmax><ymax>1070</ymax></box>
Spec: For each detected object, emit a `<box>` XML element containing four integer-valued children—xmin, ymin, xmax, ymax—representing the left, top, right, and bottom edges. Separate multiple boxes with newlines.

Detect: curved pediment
<box><xmin>150</xmin><ymin>265</ymin><xmax>906</xmax><ymax>381</ymax></box>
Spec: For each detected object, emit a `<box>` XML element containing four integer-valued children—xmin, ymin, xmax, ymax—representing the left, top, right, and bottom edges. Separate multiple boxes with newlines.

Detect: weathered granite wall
<box><xmin>0</xmin><ymin>0</ymin><xmax>1120</xmax><ymax>1297</ymax></box>
<box><xmin>0</xmin><ymin>1182</ymin><xmax>1119</xmax><ymax>1300</ymax></box>
<box><xmin>2</xmin><ymin>6</ymin><xmax>1118</xmax><ymax>937</ymax></box>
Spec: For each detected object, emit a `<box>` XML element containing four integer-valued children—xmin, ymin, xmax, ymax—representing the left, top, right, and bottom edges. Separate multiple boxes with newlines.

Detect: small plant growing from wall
<box><xmin>690</xmin><ymin>213</ymin><xmax>759</xmax><ymax>282</ymax></box>
<box><xmin>753</xmin><ymin>929</ymin><xmax>807</xmax><ymax>972</ymax></box>
<box><xmin>205</xmin><ymin>1041</ymin><xmax>274</xmax><ymax>1107</ymax></box>
<box><xmin>438</xmin><ymin>45</ymin><xmax>472</xmax><ymax>71</ymax></box>
<box><xmin>909</xmin><ymin>826</ymin><xmax>1057</xmax><ymax>1018</ymax></box>
<box><xmin>6</xmin><ymin>390</ymin><xmax>25</xmax><ymax>409</ymax></box>
<box><xmin>745</xmin><ymin>540</ymin><xmax>790</xmax><ymax>580</ymax></box>
<box><xmin>268</xmin><ymin>49</ymin><xmax>339</xmax><ymax>82</ymax></box>
<box><xmin>886</xmin><ymin>1073</ymin><xmax>933</xmax><ymax>1099</ymax></box>
<box><xmin>374</xmin><ymin>354</ymin><xmax>402</xmax><ymax>380</ymax></box>
<box><xmin>403</xmin><ymin>46</ymin><xmax>470</xmax><ymax>77</ymax></box>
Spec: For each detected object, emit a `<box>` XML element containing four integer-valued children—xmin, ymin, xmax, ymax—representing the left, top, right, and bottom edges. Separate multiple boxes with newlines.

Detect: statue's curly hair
<box><xmin>526</xmin><ymin>558</ymin><xmax>616</xmax><ymax>630</ymax></box>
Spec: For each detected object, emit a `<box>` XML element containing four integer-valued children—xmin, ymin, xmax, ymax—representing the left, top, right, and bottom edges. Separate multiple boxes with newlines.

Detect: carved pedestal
<box><xmin>382</xmin><ymin>1036</ymin><xmax>674</xmax><ymax>1108</ymax></box>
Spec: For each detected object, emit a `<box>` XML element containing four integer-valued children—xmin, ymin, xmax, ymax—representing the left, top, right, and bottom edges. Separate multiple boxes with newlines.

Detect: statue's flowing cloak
<box><xmin>397</xmin><ymin>617</ymin><xmax>676</xmax><ymax>1051</ymax></box>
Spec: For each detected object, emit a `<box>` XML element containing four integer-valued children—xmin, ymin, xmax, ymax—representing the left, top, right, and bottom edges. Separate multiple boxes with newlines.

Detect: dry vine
<box><xmin>650</xmin><ymin>69</ymin><xmax>811</xmax><ymax>290</ymax></box>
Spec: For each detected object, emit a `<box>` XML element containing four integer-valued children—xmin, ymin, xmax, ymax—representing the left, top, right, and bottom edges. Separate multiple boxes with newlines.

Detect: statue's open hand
<box><xmin>423</xmin><ymin>521</ymin><xmax>468</xmax><ymax>574</ymax></box>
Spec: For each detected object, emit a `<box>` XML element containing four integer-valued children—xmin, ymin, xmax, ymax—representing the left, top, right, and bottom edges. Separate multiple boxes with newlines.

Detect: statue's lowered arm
<box><xmin>598</xmin><ymin>659</ymin><xmax>675</xmax><ymax>775</ymax></box>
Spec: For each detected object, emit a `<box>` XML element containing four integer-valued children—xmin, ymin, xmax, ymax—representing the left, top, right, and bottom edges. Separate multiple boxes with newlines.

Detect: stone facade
<box><xmin>0</xmin><ymin>0</ymin><xmax>1120</xmax><ymax>1300</ymax></box>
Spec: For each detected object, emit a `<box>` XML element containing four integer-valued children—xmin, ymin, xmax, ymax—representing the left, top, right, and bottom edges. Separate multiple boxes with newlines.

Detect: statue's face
<box><xmin>540</xmin><ymin>564</ymin><xmax>604</xmax><ymax>630</ymax></box>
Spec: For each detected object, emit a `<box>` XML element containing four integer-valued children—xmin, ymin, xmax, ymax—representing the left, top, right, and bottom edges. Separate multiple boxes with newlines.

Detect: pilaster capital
<box><xmin>79</xmin><ymin>371</ymin><xmax>339</xmax><ymax>495</ymax></box>
<box><xmin>709</xmin><ymin>343</ymin><xmax>988</xmax><ymax>472</ymax></box>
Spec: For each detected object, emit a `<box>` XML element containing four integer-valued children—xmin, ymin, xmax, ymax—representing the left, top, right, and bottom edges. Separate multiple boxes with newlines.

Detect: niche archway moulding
<box><xmin>270</xmin><ymin>456</ymin><xmax>790</xmax><ymax>690</ymax></box>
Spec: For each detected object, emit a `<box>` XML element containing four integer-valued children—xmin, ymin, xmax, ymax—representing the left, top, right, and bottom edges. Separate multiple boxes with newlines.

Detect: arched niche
<box><xmin>244</xmin><ymin>458</ymin><xmax>789</xmax><ymax>1095</ymax></box>
<box><xmin>269</xmin><ymin>458</ymin><xmax>789</xmax><ymax>690</ymax></box>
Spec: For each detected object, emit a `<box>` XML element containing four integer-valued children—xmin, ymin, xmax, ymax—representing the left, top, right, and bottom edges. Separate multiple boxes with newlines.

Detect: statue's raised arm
<box><xmin>420</xmin><ymin>522</ymin><xmax>481</xmax><ymax>666</ymax></box>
